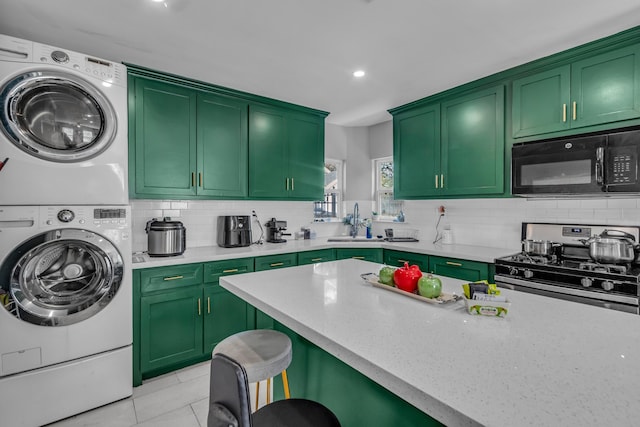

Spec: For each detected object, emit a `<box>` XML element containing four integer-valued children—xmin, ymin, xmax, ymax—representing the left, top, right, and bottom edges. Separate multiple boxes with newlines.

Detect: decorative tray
<box><xmin>361</xmin><ymin>273</ymin><xmax>461</xmax><ymax>305</ymax></box>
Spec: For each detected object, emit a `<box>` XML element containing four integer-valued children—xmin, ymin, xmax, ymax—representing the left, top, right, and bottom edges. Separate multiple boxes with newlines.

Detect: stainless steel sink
<box><xmin>327</xmin><ymin>237</ymin><xmax>384</xmax><ymax>243</ymax></box>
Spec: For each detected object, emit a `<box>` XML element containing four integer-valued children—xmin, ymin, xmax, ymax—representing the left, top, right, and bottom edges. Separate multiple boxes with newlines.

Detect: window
<box><xmin>314</xmin><ymin>159</ymin><xmax>343</xmax><ymax>221</ymax></box>
<box><xmin>374</xmin><ymin>157</ymin><xmax>403</xmax><ymax>221</ymax></box>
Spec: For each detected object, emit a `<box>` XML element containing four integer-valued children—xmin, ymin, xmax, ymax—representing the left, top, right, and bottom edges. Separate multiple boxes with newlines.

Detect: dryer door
<box><xmin>0</xmin><ymin>70</ymin><xmax>116</xmax><ymax>162</ymax></box>
<box><xmin>3</xmin><ymin>228</ymin><xmax>123</xmax><ymax>326</ymax></box>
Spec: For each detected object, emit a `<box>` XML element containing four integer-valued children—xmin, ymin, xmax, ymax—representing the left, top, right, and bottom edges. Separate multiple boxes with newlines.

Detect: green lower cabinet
<box><xmin>272</xmin><ymin>322</ymin><xmax>442</xmax><ymax>427</ymax></box>
<box><xmin>140</xmin><ymin>287</ymin><xmax>204</xmax><ymax>375</ymax></box>
<box><xmin>255</xmin><ymin>253</ymin><xmax>298</xmax><ymax>271</ymax></box>
<box><xmin>335</xmin><ymin>248</ymin><xmax>383</xmax><ymax>263</ymax></box>
<box><xmin>383</xmin><ymin>249</ymin><xmax>429</xmax><ymax>271</ymax></box>
<box><xmin>297</xmin><ymin>248</ymin><xmax>336</xmax><ymax>265</ymax></box>
<box><xmin>135</xmin><ymin>260</ymin><xmax>256</xmax><ymax>384</ymax></box>
<box><xmin>203</xmin><ymin>285</ymin><xmax>254</xmax><ymax>354</ymax></box>
<box><xmin>428</xmin><ymin>256</ymin><xmax>491</xmax><ymax>282</ymax></box>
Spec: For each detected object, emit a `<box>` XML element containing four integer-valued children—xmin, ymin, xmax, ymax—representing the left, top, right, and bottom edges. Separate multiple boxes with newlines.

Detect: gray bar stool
<box><xmin>212</xmin><ymin>329</ymin><xmax>292</xmax><ymax>410</ymax></box>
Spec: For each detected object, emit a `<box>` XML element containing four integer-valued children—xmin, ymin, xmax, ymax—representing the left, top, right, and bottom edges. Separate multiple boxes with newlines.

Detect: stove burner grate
<box><xmin>578</xmin><ymin>262</ymin><xmax>629</xmax><ymax>274</ymax></box>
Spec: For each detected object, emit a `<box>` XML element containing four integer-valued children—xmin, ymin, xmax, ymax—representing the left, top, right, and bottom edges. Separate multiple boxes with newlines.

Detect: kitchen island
<box><xmin>220</xmin><ymin>259</ymin><xmax>640</xmax><ymax>427</ymax></box>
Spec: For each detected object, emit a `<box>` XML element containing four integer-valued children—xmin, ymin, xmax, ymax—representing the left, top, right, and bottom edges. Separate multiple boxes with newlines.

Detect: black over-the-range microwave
<box><xmin>511</xmin><ymin>128</ymin><xmax>640</xmax><ymax>196</ymax></box>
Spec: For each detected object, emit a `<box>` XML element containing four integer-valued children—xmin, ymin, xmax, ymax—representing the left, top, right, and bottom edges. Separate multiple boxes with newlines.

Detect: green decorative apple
<box><xmin>417</xmin><ymin>274</ymin><xmax>442</xmax><ymax>298</ymax></box>
<box><xmin>378</xmin><ymin>266</ymin><xmax>395</xmax><ymax>286</ymax></box>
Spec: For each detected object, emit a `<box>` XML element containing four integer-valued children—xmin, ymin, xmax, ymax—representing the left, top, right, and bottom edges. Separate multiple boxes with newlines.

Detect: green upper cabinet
<box><xmin>393</xmin><ymin>103</ymin><xmax>441</xmax><ymax>199</ymax></box>
<box><xmin>127</xmin><ymin>66</ymin><xmax>328</xmax><ymax>200</ymax></box>
<box><xmin>129</xmin><ymin>76</ymin><xmax>248</xmax><ymax>199</ymax></box>
<box><xmin>288</xmin><ymin>112</ymin><xmax>325</xmax><ymax>199</ymax></box>
<box><xmin>391</xmin><ymin>85</ymin><xmax>504</xmax><ymax>198</ymax></box>
<box><xmin>512</xmin><ymin>66</ymin><xmax>571</xmax><ymax>138</ymax></box>
<box><xmin>441</xmin><ymin>85</ymin><xmax>505</xmax><ymax>196</ymax></box>
<box><xmin>512</xmin><ymin>44</ymin><xmax>640</xmax><ymax>138</ymax></box>
<box><xmin>197</xmin><ymin>93</ymin><xmax>248</xmax><ymax>197</ymax></box>
<box><xmin>249</xmin><ymin>104</ymin><xmax>325</xmax><ymax>200</ymax></box>
<box><xmin>248</xmin><ymin>105</ymin><xmax>288</xmax><ymax>198</ymax></box>
<box><xmin>572</xmin><ymin>45</ymin><xmax>640</xmax><ymax>128</ymax></box>
<box><xmin>132</xmin><ymin>77</ymin><xmax>197</xmax><ymax>197</ymax></box>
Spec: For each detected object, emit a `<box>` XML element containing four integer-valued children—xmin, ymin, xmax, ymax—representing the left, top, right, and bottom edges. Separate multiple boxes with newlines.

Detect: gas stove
<box><xmin>495</xmin><ymin>223</ymin><xmax>640</xmax><ymax>314</ymax></box>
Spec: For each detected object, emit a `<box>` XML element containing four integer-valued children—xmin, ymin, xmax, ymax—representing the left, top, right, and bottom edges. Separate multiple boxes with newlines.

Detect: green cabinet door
<box><xmin>335</xmin><ymin>248</ymin><xmax>383</xmax><ymax>263</ymax></box>
<box><xmin>428</xmin><ymin>256</ymin><xmax>490</xmax><ymax>282</ymax></box>
<box><xmin>512</xmin><ymin>66</ymin><xmax>571</xmax><ymax>138</ymax></box>
<box><xmin>140</xmin><ymin>287</ymin><xmax>203</xmax><ymax>374</ymax></box>
<box><xmin>572</xmin><ymin>45</ymin><xmax>640</xmax><ymax>128</ymax></box>
<box><xmin>249</xmin><ymin>105</ymin><xmax>288</xmax><ymax>198</ymax></box>
<box><xmin>288</xmin><ymin>112</ymin><xmax>325</xmax><ymax>200</ymax></box>
<box><xmin>249</xmin><ymin>105</ymin><xmax>326</xmax><ymax>200</ymax></box>
<box><xmin>393</xmin><ymin>103</ymin><xmax>441</xmax><ymax>198</ymax></box>
<box><xmin>512</xmin><ymin>45</ymin><xmax>640</xmax><ymax>139</ymax></box>
<box><xmin>441</xmin><ymin>85</ymin><xmax>505</xmax><ymax>196</ymax></box>
<box><xmin>197</xmin><ymin>93</ymin><xmax>248</xmax><ymax>197</ymax></box>
<box><xmin>383</xmin><ymin>250</ymin><xmax>429</xmax><ymax>272</ymax></box>
<box><xmin>133</xmin><ymin>77</ymin><xmax>197</xmax><ymax>197</ymax></box>
<box><xmin>203</xmin><ymin>285</ymin><xmax>253</xmax><ymax>354</ymax></box>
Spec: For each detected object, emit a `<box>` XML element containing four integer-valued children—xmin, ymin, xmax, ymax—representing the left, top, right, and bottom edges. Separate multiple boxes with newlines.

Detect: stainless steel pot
<box><xmin>580</xmin><ymin>230</ymin><xmax>639</xmax><ymax>264</ymax></box>
<box><xmin>522</xmin><ymin>239</ymin><xmax>557</xmax><ymax>256</ymax></box>
<box><xmin>145</xmin><ymin>217</ymin><xmax>186</xmax><ymax>257</ymax></box>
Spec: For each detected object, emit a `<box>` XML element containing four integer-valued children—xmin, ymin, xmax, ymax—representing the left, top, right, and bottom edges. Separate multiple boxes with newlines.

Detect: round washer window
<box><xmin>0</xmin><ymin>70</ymin><xmax>117</xmax><ymax>162</ymax></box>
<box><xmin>5</xmin><ymin>229</ymin><xmax>123</xmax><ymax>326</ymax></box>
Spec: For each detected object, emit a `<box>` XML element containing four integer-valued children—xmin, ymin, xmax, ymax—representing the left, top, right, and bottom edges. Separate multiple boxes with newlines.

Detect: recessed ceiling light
<box><xmin>353</xmin><ymin>70</ymin><xmax>365</xmax><ymax>78</ymax></box>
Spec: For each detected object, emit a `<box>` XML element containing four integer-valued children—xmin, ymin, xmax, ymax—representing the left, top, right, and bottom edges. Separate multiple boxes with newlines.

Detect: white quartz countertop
<box><xmin>132</xmin><ymin>238</ymin><xmax>513</xmax><ymax>269</ymax></box>
<box><xmin>220</xmin><ymin>259</ymin><xmax>640</xmax><ymax>427</ymax></box>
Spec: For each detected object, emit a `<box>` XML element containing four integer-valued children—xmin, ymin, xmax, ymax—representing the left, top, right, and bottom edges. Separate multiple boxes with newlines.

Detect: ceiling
<box><xmin>1</xmin><ymin>0</ymin><xmax>640</xmax><ymax>126</ymax></box>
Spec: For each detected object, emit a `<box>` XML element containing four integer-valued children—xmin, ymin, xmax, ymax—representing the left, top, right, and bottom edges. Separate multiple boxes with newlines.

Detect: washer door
<box><xmin>0</xmin><ymin>70</ymin><xmax>116</xmax><ymax>162</ymax></box>
<box><xmin>4</xmin><ymin>229</ymin><xmax>123</xmax><ymax>326</ymax></box>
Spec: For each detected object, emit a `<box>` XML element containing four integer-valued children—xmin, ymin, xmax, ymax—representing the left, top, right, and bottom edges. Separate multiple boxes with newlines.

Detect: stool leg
<box><xmin>255</xmin><ymin>382</ymin><xmax>260</xmax><ymax>411</ymax></box>
<box><xmin>282</xmin><ymin>369</ymin><xmax>290</xmax><ymax>399</ymax></box>
<box><xmin>266</xmin><ymin>377</ymin><xmax>271</xmax><ymax>404</ymax></box>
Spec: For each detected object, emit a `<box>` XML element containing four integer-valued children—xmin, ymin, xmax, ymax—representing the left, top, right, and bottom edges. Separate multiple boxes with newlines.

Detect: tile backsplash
<box><xmin>131</xmin><ymin>197</ymin><xmax>640</xmax><ymax>254</ymax></box>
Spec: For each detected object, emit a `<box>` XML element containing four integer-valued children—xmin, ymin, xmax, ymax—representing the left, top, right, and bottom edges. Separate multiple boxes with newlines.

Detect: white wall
<box><xmin>368</xmin><ymin>120</ymin><xmax>393</xmax><ymax>159</ymax></box>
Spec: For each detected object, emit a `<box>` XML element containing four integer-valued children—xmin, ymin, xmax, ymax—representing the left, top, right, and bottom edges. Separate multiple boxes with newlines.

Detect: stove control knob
<box><xmin>509</xmin><ymin>267</ymin><xmax>519</xmax><ymax>276</ymax></box>
<box><xmin>523</xmin><ymin>269</ymin><xmax>534</xmax><ymax>279</ymax></box>
<box><xmin>601</xmin><ymin>281</ymin><xmax>615</xmax><ymax>291</ymax></box>
<box><xmin>57</xmin><ymin>209</ymin><xmax>75</xmax><ymax>223</ymax></box>
<box><xmin>581</xmin><ymin>278</ymin><xmax>593</xmax><ymax>288</ymax></box>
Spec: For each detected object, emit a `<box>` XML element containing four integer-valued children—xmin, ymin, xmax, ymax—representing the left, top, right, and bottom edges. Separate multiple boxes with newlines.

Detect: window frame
<box><xmin>313</xmin><ymin>158</ymin><xmax>344</xmax><ymax>222</ymax></box>
<box><xmin>374</xmin><ymin>156</ymin><xmax>403</xmax><ymax>222</ymax></box>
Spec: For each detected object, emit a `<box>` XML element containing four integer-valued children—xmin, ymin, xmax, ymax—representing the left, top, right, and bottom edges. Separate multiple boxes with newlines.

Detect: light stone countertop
<box><xmin>132</xmin><ymin>238</ymin><xmax>514</xmax><ymax>269</ymax></box>
<box><xmin>220</xmin><ymin>258</ymin><xmax>640</xmax><ymax>427</ymax></box>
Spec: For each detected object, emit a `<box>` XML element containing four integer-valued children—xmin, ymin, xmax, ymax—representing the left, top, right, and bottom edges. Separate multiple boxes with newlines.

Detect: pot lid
<box><xmin>147</xmin><ymin>217</ymin><xmax>185</xmax><ymax>230</ymax></box>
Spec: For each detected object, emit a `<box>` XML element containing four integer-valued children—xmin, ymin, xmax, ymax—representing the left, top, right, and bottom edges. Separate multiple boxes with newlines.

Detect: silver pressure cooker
<box><xmin>145</xmin><ymin>217</ymin><xmax>186</xmax><ymax>257</ymax></box>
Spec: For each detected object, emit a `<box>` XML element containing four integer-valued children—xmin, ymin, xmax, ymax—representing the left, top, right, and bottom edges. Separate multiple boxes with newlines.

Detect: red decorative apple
<box><xmin>393</xmin><ymin>262</ymin><xmax>422</xmax><ymax>292</ymax></box>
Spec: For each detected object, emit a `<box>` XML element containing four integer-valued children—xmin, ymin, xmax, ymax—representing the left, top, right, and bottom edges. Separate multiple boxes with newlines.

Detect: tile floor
<box><xmin>47</xmin><ymin>361</ymin><xmax>212</xmax><ymax>427</ymax></box>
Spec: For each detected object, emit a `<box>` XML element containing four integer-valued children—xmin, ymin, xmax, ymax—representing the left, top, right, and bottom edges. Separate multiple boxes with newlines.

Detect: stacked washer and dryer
<box><xmin>0</xmin><ymin>34</ymin><xmax>132</xmax><ymax>426</ymax></box>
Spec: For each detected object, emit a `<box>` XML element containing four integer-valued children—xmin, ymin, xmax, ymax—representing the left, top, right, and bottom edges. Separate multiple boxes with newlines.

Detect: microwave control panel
<box><xmin>607</xmin><ymin>146</ymin><xmax>637</xmax><ymax>185</ymax></box>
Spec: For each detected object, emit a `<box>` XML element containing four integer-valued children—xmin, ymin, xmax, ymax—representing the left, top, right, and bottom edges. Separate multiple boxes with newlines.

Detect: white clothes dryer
<box><xmin>0</xmin><ymin>205</ymin><xmax>132</xmax><ymax>427</ymax></box>
<box><xmin>0</xmin><ymin>34</ymin><xmax>128</xmax><ymax>205</ymax></box>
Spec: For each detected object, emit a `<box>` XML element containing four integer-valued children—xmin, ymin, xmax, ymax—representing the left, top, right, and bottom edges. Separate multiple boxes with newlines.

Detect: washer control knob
<box><xmin>601</xmin><ymin>281</ymin><xmax>615</xmax><ymax>291</ymax></box>
<box><xmin>57</xmin><ymin>209</ymin><xmax>75</xmax><ymax>223</ymax></box>
<box><xmin>581</xmin><ymin>277</ymin><xmax>593</xmax><ymax>288</ymax></box>
<box><xmin>523</xmin><ymin>269</ymin><xmax>534</xmax><ymax>279</ymax></box>
<box><xmin>51</xmin><ymin>50</ymin><xmax>69</xmax><ymax>63</ymax></box>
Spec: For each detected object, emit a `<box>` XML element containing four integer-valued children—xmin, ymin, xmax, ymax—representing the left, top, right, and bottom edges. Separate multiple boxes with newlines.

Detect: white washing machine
<box><xmin>0</xmin><ymin>205</ymin><xmax>132</xmax><ymax>427</ymax></box>
<box><xmin>0</xmin><ymin>34</ymin><xmax>128</xmax><ymax>205</ymax></box>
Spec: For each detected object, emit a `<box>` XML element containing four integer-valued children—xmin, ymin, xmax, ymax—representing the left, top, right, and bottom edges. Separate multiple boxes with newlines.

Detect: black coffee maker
<box><xmin>265</xmin><ymin>218</ymin><xmax>290</xmax><ymax>243</ymax></box>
